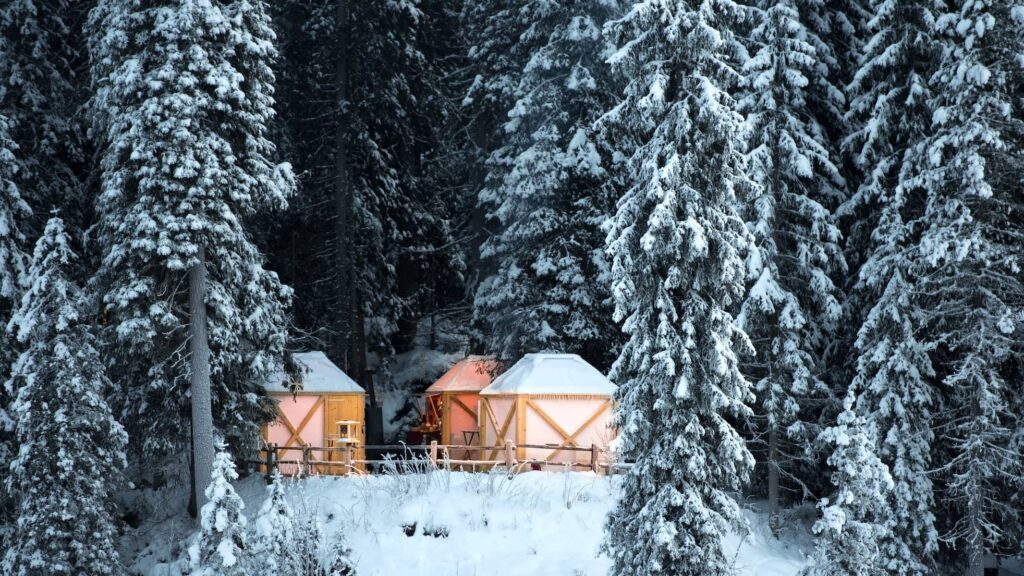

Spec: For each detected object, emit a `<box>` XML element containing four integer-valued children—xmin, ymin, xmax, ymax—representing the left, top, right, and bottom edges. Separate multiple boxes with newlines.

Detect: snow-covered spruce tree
<box><xmin>325</xmin><ymin>538</ymin><xmax>357</xmax><ymax>576</ymax></box>
<box><xmin>840</xmin><ymin>0</ymin><xmax>937</xmax><ymax>271</ymax></box>
<box><xmin>187</xmin><ymin>444</ymin><xmax>249</xmax><ymax>576</ymax></box>
<box><xmin>0</xmin><ymin>113</ymin><xmax>28</xmax><ymax>426</ymax></box>
<box><xmin>0</xmin><ymin>0</ymin><xmax>87</xmax><ymax>225</ymax></box>
<box><xmin>472</xmin><ymin>0</ymin><xmax>620</xmax><ymax>370</ymax></box>
<box><xmin>0</xmin><ymin>112</ymin><xmax>29</xmax><ymax>551</ymax></box>
<box><xmin>839</xmin><ymin>3</ymin><xmax>941</xmax><ymax>571</ymax></box>
<box><xmin>736</xmin><ymin>0</ymin><xmax>846</xmax><ymax>524</ymax></box>
<box><xmin>251</xmin><ymin>471</ymin><xmax>299</xmax><ymax>576</ymax></box>
<box><xmin>851</xmin><ymin>268</ymin><xmax>936</xmax><ymax>575</ymax></box>
<box><xmin>87</xmin><ymin>0</ymin><xmax>294</xmax><ymax>463</ymax></box>
<box><xmin>3</xmin><ymin>217</ymin><xmax>128</xmax><ymax>576</ymax></box>
<box><xmin>805</xmin><ymin>389</ymin><xmax>893</xmax><ymax>576</ymax></box>
<box><xmin>899</xmin><ymin>1</ymin><xmax>1024</xmax><ymax>572</ymax></box>
<box><xmin>601</xmin><ymin>2</ymin><xmax>757</xmax><ymax>574</ymax></box>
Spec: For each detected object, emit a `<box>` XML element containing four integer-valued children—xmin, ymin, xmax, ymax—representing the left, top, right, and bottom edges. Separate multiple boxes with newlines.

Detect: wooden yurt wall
<box><xmin>264</xmin><ymin>392</ymin><xmax>365</xmax><ymax>474</ymax></box>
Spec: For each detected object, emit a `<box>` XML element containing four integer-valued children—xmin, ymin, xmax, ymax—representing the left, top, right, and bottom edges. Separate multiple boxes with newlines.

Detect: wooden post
<box><xmin>302</xmin><ymin>445</ymin><xmax>311</xmax><ymax>476</ymax></box>
<box><xmin>591</xmin><ymin>444</ymin><xmax>601</xmax><ymax>475</ymax></box>
<box><xmin>429</xmin><ymin>440</ymin><xmax>438</xmax><ymax>468</ymax></box>
<box><xmin>505</xmin><ymin>442</ymin><xmax>514</xmax><ymax>470</ymax></box>
<box><xmin>270</xmin><ymin>444</ymin><xmax>279</xmax><ymax>478</ymax></box>
<box><xmin>344</xmin><ymin>444</ymin><xmax>353</xmax><ymax>475</ymax></box>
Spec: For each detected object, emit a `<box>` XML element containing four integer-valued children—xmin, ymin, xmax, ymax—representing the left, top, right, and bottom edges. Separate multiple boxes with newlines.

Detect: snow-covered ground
<box><xmin>125</xmin><ymin>468</ymin><xmax>813</xmax><ymax>576</ymax></box>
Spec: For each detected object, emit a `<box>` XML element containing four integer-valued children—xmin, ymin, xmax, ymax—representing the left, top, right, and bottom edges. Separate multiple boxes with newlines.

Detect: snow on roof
<box><xmin>425</xmin><ymin>356</ymin><xmax>496</xmax><ymax>393</ymax></box>
<box><xmin>481</xmin><ymin>353</ymin><xmax>616</xmax><ymax>396</ymax></box>
<box><xmin>264</xmin><ymin>351</ymin><xmax>365</xmax><ymax>394</ymax></box>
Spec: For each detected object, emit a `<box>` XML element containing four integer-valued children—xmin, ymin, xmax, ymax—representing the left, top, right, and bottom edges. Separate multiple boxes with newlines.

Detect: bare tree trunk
<box><xmin>334</xmin><ymin>0</ymin><xmax>353</xmax><ymax>370</ymax></box>
<box><xmin>768</xmin><ymin>424</ymin><xmax>780</xmax><ymax>532</ymax></box>
<box><xmin>189</xmin><ymin>245</ymin><xmax>215</xmax><ymax>515</ymax></box>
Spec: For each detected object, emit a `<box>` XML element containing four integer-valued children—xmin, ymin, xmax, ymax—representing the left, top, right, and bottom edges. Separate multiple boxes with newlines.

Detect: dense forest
<box><xmin>1</xmin><ymin>0</ymin><xmax>1023</xmax><ymax>575</ymax></box>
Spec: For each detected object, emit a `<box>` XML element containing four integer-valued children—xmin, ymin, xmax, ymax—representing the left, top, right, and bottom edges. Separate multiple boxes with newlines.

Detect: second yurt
<box><xmin>478</xmin><ymin>353</ymin><xmax>616</xmax><ymax>468</ymax></box>
<box><xmin>263</xmin><ymin>351</ymin><xmax>366</xmax><ymax>474</ymax></box>
<box><xmin>422</xmin><ymin>356</ymin><xmax>496</xmax><ymax>447</ymax></box>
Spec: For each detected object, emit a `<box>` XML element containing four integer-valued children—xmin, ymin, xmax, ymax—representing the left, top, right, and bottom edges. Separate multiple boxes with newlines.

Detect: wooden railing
<box><xmin>246</xmin><ymin>441</ymin><xmax>617</xmax><ymax>480</ymax></box>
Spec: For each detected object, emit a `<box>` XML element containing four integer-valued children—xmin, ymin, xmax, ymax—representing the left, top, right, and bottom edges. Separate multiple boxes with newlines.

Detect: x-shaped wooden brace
<box><xmin>524</xmin><ymin>399</ymin><xmax>610</xmax><ymax>462</ymax></box>
<box><xmin>483</xmin><ymin>400</ymin><xmax>516</xmax><ymax>461</ymax></box>
<box><xmin>276</xmin><ymin>396</ymin><xmax>324</xmax><ymax>448</ymax></box>
<box><xmin>450</xmin><ymin>395</ymin><xmax>477</xmax><ymax>422</ymax></box>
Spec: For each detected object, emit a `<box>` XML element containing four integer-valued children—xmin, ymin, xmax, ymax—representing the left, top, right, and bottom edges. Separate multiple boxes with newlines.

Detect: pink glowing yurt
<box><xmin>421</xmin><ymin>356</ymin><xmax>496</xmax><ymax>446</ymax></box>
<box><xmin>262</xmin><ymin>352</ymin><xmax>365</xmax><ymax>474</ymax></box>
<box><xmin>478</xmin><ymin>353</ymin><xmax>616</xmax><ymax>468</ymax></box>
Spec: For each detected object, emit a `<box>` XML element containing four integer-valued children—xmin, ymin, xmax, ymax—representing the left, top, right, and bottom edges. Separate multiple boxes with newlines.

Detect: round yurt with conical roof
<box><xmin>478</xmin><ymin>353</ymin><xmax>616</xmax><ymax>468</ymax></box>
<box><xmin>422</xmin><ymin>355</ymin><xmax>497</xmax><ymax>447</ymax></box>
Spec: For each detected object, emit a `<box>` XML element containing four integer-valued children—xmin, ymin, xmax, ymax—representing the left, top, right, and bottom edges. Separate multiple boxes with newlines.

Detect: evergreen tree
<box><xmin>87</xmin><ymin>0</ymin><xmax>295</xmax><ymax>461</ymax></box>
<box><xmin>840</xmin><ymin>1</ymin><xmax>942</xmax><ymax>571</ymax></box>
<box><xmin>326</xmin><ymin>538</ymin><xmax>357</xmax><ymax>576</ymax></box>
<box><xmin>900</xmin><ymin>1</ymin><xmax>1024</xmax><ymax>572</ymax></box>
<box><xmin>251</xmin><ymin>471</ymin><xmax>300</xmax><ymax>576</ymax></box>
<box><xmin>736</xmin><ymin>0</ymin><xmax>846</xmax><ymax>523</ymax></box>
<box><xmin>187</xmin><ymin>445</ymin><xmax>249</xmax><ymax>576</ymax></box>
<box><xmin>472</xmin><ymin>0</ymin><xmax>620</xmax><ymax>370</ymax></box>
<box><xmin>0</xmin><ymin>0</ymin><xmax>87</xmax><ymax>225</ymax></box>
<box><xmin>805</xmin><ymin>389</ymin><xmax>893</xmax><ymax>576</ymax></box>
<box><xmin>3</xmin><ymin>217</ymin><xmax>128</xmax><ymax>576</ymax></box>
<box><xmin>0</xmin><ymin>113</ymin><xmax>28</xmax><ymax>419</ymax></box>
<box><xmin>601</xmin><ymin>2</ymin><xmax>757</xmax><ymax>574</ymax></box>
<box><xmin>266</xmin><ymin>0</ymin><xmax>469</xmax><ymax>375</ymax></box>
<box><xmin>851</xmin><ymin>269</ymin><xmax>937</xmax><ymax>575</ymax></box>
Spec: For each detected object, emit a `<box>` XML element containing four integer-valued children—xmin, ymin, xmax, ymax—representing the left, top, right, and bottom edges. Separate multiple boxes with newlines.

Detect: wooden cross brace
<box><xmin>524</xmin><ymin>398</ymin><xmax>610</xmax><ymax>462</ymax></box>
<box><xmin>275</xmin><ymin>395</ymin><xmax>324</xmax><ymax>448</ymax></box>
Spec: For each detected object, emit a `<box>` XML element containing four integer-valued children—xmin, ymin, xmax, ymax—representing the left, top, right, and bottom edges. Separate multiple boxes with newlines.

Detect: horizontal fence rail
<box><xmin>246</xmin><ymin>441</ymin><xmax>624</xmax><ymax>481</ymax></box>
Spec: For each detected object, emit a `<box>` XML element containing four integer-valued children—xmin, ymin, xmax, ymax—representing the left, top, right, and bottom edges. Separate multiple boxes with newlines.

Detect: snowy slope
<box><xmin>127</xmin><ymin>470</ymin><xmax>811</xmax><ymax>576</ymax></box>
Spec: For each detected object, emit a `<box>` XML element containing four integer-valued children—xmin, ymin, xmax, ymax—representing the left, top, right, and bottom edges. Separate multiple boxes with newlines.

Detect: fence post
<box><xmin>505</xmin><ymin>442</ymin><xmax>515</xmax><ymax>470</ymax></box>
<box><xmin>271</xmin><ymin>444</ymin><xmax>280</xmax><ymax>479</ymax></box>
<box><xmin>344</xmin><ymin>444</ymin><xmax>353</xmax><ymax>475</ymax></box>
<box><xmin>302</xmin><ymin>445</ymin><xmax>311</xmax><ymax>477</ymax></box>
<box><xmin>591</xmin><ymin>444</ymin><xmax>601</xmax><ymax>475</ymax></box>
<box><xmin>429</xmin><ymin>440</ymin><xmax>438</xmax><ymax>468</ymax></box>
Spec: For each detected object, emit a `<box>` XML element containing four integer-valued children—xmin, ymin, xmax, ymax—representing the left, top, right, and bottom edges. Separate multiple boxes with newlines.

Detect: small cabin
<box><xmin>478</xmin><ymin>353</ymin><xmax>616</xmax><ymax>469</ymax></box>
<box><xmin>421</xmin><ymin>356</ymin><xmax>496</xmax><ymax>448</ymax></box>
<box><xmin>263</xmin><ymin>351</ymin><xmax>365</xmax><ymax>474</ymax></box>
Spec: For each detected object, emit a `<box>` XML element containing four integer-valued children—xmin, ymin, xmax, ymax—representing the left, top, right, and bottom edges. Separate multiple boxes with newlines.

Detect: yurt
<box><xmin>422</xmin><ymin>356</ymin><xmax>496</xmax><ymax>447</ymax></box>
<box><xmin>478</xmin><ymin>353</ymin><xmax>616</xmax><ymax>468</ymax></box>
<box><xmin>263</xmin><ymin>352</ymin><xmax>366</xmax><ymax>474</ymax></box>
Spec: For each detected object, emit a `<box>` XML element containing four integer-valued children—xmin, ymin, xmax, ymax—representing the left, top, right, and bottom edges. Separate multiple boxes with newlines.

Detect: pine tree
<box><xmin>805</xmin><ymin>389</ymin><xmax>893</xmax><ymax>576</ymax></box>
<box><xmin>251</xmin><ymin>471</ymin><xmax>300</xmax><ymax>576</ymax></box>
<box><xmin>0</xmin><ymin>111</ymin><xmax>27</xmax><ymax>560</ymax></box>
<box><xmin>851</xmin><ymin>268</ymin><xmax>936</xmax><ymax>575</ymax></box>
<box><xmin>3</xmin><ymin>217</ymin><xmax>128</xmax><ymax>576</ymax></box>
<box><xmin>0</xmin><ymin>112</ymin><xmax>28</xmax><ymax>408</ymax></box>
<box><xmin>736</xmin><ymin>0</ymin><xmax>846</xmax><ymax>524</ymax></box>
<box><xmin>601</xmin><ymin>2</ymin><xmax>757</xmax><ymax>574</ymax></box>
<box><xmin>87</xmin><ymin>0</ymin><xmax>295</xmax><ymax>462</ymax></box>
<box><xmin>472</xmin><ymin>0</ymin><xmax>620</xmax><ymax>370</ymax></box>
<box><xmin>899</xmin><ymin>1</ymin><xmax>1024</xmax><ymax>572</ymax></box>
<box><xmin>0</xmin><ymin>0</ymin><xmax>87</xmax><ymax>225</ymax></box>
<box><xmin>187</xmin><ymin>445</ymin><xmax>249</xmax><ymax>576</ymax></box>
<box><xmin>840</xmin><ymin>2</ymin><xmax>942</xmax><ymax>571</ymax></box>
<box><xmin>326</xmin><ymin>538</ymin><xmax>357</xmax><ymax>576</ymax></box>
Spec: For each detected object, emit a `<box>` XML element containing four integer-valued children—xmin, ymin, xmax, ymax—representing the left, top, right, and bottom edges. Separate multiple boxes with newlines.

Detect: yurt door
<box><xmin>324</xmin><ymin>395</ymin><xmax>365</xmax><ymax>473</ymax></box>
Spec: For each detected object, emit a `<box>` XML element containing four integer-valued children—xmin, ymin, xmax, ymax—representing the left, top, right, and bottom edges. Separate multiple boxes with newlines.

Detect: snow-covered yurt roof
<box><xmin>481</xmin><ymin>353</ymin><xmax>615</xmax><ymax>396</ymax></box>
<box><xmin>264</xmin><ymin>351</ymin><xmax>365</xmax><ymax>394</ymax></box>
<box><xmin>425</xmin><ymin>356</ymin><xmax>496</xmax><ymax>394</ymax></box>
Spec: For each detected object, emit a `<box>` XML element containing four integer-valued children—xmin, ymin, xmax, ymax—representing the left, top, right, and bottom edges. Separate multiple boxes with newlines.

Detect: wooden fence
<box><xmin>246</xmin><ymin>441</ymin><xmax>615</xmax><ymax>480</ymax></box>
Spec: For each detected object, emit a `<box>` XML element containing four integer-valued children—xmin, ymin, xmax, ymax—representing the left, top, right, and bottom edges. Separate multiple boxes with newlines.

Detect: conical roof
<box><xmin>481</xmin><ymin>353</ymin><xmax>615</xmax><ymax>396</ymax></box>
<box><xmin>264</xmin><ymin>351</ymin><xmax>365</xmax><ymax>394</ymax></box>
<box><xmin>425</xmin><ymin>356</ymin><xmax>496</xmax><ymax>393</ymax></box>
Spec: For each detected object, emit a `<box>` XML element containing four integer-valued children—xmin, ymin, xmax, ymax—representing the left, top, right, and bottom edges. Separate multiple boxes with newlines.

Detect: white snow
<box><xmin>481</xmin><ymin>353</ymin><xmax>616</xmax><ymax>396</ymax></box>
<box><xmin>126</xmin><ymin>471</ymin><xmax>813</xmax><ymax>576</ymax></box>
<box><xmin>264</xmin><ymin>351</ymin><xmax>365</xmax><ymax>394</ymax></box>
